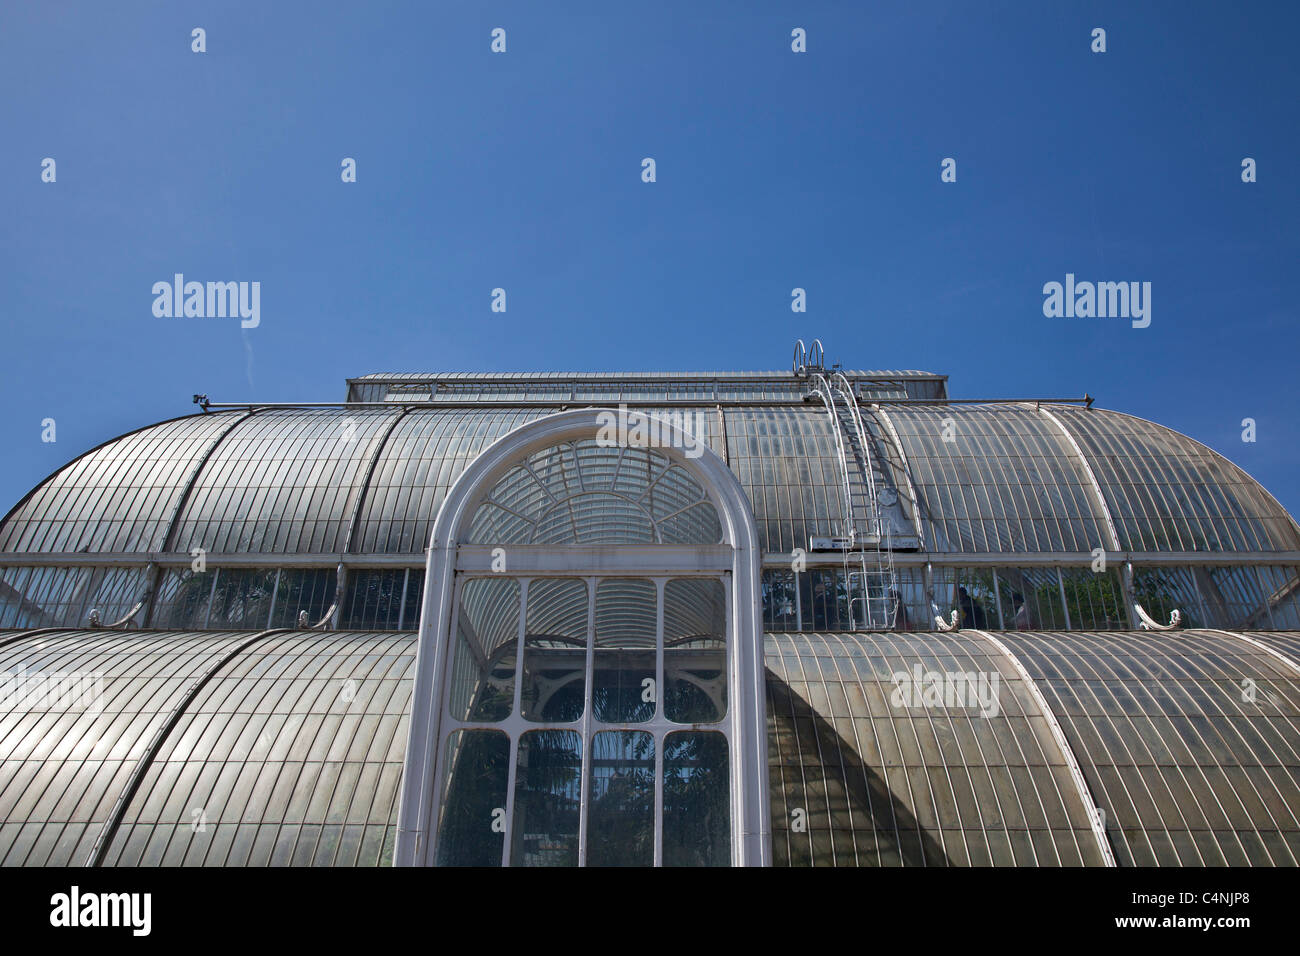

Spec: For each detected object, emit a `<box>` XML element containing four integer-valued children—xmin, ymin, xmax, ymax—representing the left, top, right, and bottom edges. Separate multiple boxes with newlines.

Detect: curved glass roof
<box><xmin>466</xmin><ymin>440</ymin><xmax>722</xmax><ymax>545</ymax></box>
<box><xmin>0</xmin><ymin>413</ymin><xmax>244</xmax><ymax>554</ymax></box>
<box><xmin>0</xmin><ymin>628</ymin><xmax>254</xmax><ymax>865</ymax></box>
<box><xmin>724</xmin><ymin>407</ymin><xmax>857</xmax><ymax>554</ymax></box>
<box><xmin>766</xmin><ymin>630</ymin><xmax>1106</xmax><ymax>866</ymax></box>
<box><xmin>351</xmin><ymin>407</ymin><xmax>555</xmax><ymax>554</ymax></box>
<box><xmin>882</xmin><ymin>405</ymin><xmax>1111</xmax><ymax>553</ymax></box>
<box><xmin>101</xmin><ymin>629</ymin><xmax>411</xmax><ymax>866</ymax></box>
<box><xmin>995</xmin><ymin>630</ymin><xmax>1300</xmax><ymax>865</ymax></box>
<box><xmin>2</xmin><ymin>399</ymin><xmax>1296</xmax><ymax>560</ymax></box>
<box><xmin>3</xmin><ymin>627</ymin><xmax>1293</xmax><ymax>866</ymax></box>
<box><xmin>1241</xmin><ymin>630</ymin><xmax>1300</xmax><ymax>661</ymax></box>
<box><xmin>0</xmin><ymin>629</ymin><xmax>410</xmax><ymax>866</ymax></box>
<box><xmin>168</xmin><ymin>409</ymin><xmax>400</xmax><ymax>555</ymax></box>
<box><xmin>1051</xmin><ymin>407</ymin><xmax>1300</xmax><ymax>553</ymax></box>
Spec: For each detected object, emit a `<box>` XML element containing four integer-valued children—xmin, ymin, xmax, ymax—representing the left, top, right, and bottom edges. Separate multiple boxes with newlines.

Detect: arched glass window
<box><xmin>435</xmin><ymin>571</ymin><xmax>732</xmax><ymax>866</ymax></box>
<box><xmin>417</xmin><ymin>432</ymin><xmax>754</xmax><ymax>866</ymax></box>
<box><xmin>465</xmin><ymin>440</ymin><xmax>722</xmax><ymax>545</ymax></box>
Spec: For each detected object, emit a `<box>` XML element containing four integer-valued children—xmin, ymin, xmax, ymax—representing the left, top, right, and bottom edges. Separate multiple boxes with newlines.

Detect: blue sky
<box><xmin>2</xmin><ymin>1</ymin><xmax>1297</xmax><ymax>518</ymax></box>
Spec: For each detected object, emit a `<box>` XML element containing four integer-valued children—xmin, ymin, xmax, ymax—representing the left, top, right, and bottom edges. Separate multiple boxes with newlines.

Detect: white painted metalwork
<box><xmin>806</xmin><ymin>373</ymin><xmax>857</xmax><ymax>544</ymax></box>
<box><xmin>7</xmin><ymin>549</ymin><xmax>1300</xmax><ymax>569</ymax></box>
<box><xmin>933</xmin><ymin>607</ymin><xmax>959</xmax><ymax>631</ymax></box>
<box><xmin>832</xmin><ymin>371</ymin><xmax>900</xmax><ymax>630</ymax></box>
<box><xmin>1134</xmin><ymin>604</ymin><xmax>1182</xmax><ymax>630</ymax></box>
<box><xmin>801</xmin><ymin>364</ymin><xmax>901</xmax><ymax>630</ymax></box>
<box><xmin>455</xmin><ymin>544</ymin><xmax>732</xmax><ymax>574</ymax></box>
<box><xmin>395</xmin><ymin>409</ymin><xmax>769</xmax><ymax>866</ymax></box>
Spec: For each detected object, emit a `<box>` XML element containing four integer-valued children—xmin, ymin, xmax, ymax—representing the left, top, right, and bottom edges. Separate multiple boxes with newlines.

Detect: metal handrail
<box><xmin>195</xmin><ymin>396</ymin><xmax>1097</xmax><ymax>410</ymax></box>
<box><xmin>831</xmin><ymin>370</ymin><xmax>881</xmax><ymax>539</ymax></box>
<box><xmin>809</xmin><ymin>372</ymin><xmax>856</xmax><ymax>544</ymax></box>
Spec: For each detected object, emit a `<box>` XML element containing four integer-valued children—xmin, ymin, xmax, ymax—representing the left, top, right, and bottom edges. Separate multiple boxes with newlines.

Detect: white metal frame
<box><xmin>438</xmin><ymin>571</ymin><xmax>732</xmax><ymax>866</ymax></box>
<box><xmin>394</xmin><ymin>409</ymin><xmax>769</xmax><ymax>866</ymax></box>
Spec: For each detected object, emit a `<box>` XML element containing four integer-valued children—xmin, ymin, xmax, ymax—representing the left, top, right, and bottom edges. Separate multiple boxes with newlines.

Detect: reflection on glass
<box><xmin>342</xmin><ymin>569</ymin><xmax>406</xmax><ymax>629</ymax></box>
<box><xmin>153</xmin><ymin>568</ymin><xmax>217</xmax><ymax>629</ymax></box>
<box><xmin>1058</xmin><ymin>568</ymin><xmax>1127</xmax><ymax>629</ymax></box>
<box><xmin>449</xmin><ymin>578</ymin><xmax>518</xmax><ymax>721</ymax></box>
<box><xmin>663</xmin><ymin>731</ymin><xmax>730</xmax><ymax>866</ymax></box>
<box><xmin>664</xmin><ymin>579</ymin><xmax>727</xmax><ymax>723</ymax></box>
<box><xmin>511</xmin><ymin>730</ymin><xmax>582</xmax><ymax>866</ymax></box>
<box><xmin>267</xmin><ymin>569</ymin><xmax>337</xmax><ymax>628</ymax></box>
<box><xmin>593</xmin><ymin>579</ymin><xmax>656</xmax><ymax>722</ymax></box>
<box><xmin>952</xmin><ymin>570</ymin><xmax>997</xmax><ymax>630</ymax></box>
<box><xmin>435</xmin><ymin>729</ymin><xmax>509</xmax><ymax>866</ymax></box>
<box><xmin>586</xmin><ymin>731</ymin><xmax>655</xmax><ymax>866</ymax></box>
<box><xmin>762</xmin><ymin>569</ymin><xmax>798</xmax><ymax>631</ymax></box>
<box><xmin>0</xmin><ymin>565</ymin><xmax>149</xmax><ymax>629</ymax></box>
<box><xmin>800</xmin><ymin>568</ymin><xmax>850</xmax><ymax>630</ymax></box>
<box><xmin>1131</xmin><ymin>566</ymin><xmax>1203</xmax><ymax>629</ymax></box>
<box><xmin>207</xmin><ymin>568</ymin><xmax>278</xmax><ymax>628</ymax></box>
<box><xmin>522</xmin><ymin>579</ymin><xmax>588</xmax><ymax>722</ymax></box>
<box><xmin>991</xmin><ymin>568</ymin><xmax>1066</xmax><ymax>630</ymax></box>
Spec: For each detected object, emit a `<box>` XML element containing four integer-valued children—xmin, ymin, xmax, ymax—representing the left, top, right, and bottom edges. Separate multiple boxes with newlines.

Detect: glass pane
<box><xmin>800</xmin><ymin>568</ymin><xmax>850</xmax><ymax>630</ymax></box>
<box><xmin>0</xmin><ymin>412</ymin><xmax>238</xmax><ymax>554</ymax></box>
<box><xmin>762</xmin><ymin>569</ymin><xmax>798</xmax><ymax>631</ymax></box>
<box><xmin>448</xmin><ymin>578</ymin><xmax>519</xmax><ymax>722</ymax></box>
<box><xmin>995</xmin><ymin>567</ymin><xmax>1068</xmax><ymax>630</ymax></box>
<box><xmin>1131</xmin><ymin>567</ymin><xmax>1203</xmax><ymax>629</ymax></box>
<box><xmin>267</xmin><ymin>569</ymin><xmax>337</xmax><ymax>629</ymax></box>
<box><xmin>435</xmin><ymin>729</ymin><xmax>509</xmax><ymax>866</ymax></box>
<box><xmin>169</xmin><ymin>409</ymin><xmax>395</xmax><ymax>555</ymax></box>
<box><xmin>352</xmin><ymin>408</ymin><xmax>557</xmax><ymax>554</ymax></box>
<box><xmin>1060</xmin><ymin>568</ymin><xmax>1127</xmax><ymax>629</ymax></box>
<box><xmin>522</xmin><ymin>579</ymin><xmax>588</xmax><ymax>722</ymax></box>
<box><xmin>663</xmin><ymin>731</ymin><xmax>730</xmax><ymax>866</ymax></box>
<box><xmin>206</xmin><ymin>568</ymin><xmax>278</xmax><ymax>629</ymax></box>
<box><xmin>955</xmin><ymin>570</ymin><xmax>997</xmax><ymax>629</ymax></box>
<box><xmin>664</xmin><ymin>579</ymin><xmax>727</xmax><ymax>723</ymax></box>
<box><xmin>0</xmin><ymin>565</ymin><xmax>148</xmax><ymax>629</ymax></box>
<box><xmin>511</xmin><ymin>730</ymin><xmax>582</xmax><ymax>866</ymax></box>
<box><xmin>883</xmin><ymin>406</ymin><xmax>1112</xmax><ymax>553</ymax></box>
<box><xmin>586</xmin><ymin>731</ymin><xmax>655</xmax><ymax>866</ymax></box>
<box><xmin>593</xmin><ymin>579</ymin><xmax>657</xmax><ymax>722</ymax></box>
<box><xmin>465</xmin><ymin>439</ymin><xmax>721</xmax><ymax>545</ymax></box>
<box><xmin>341</xmin><ymin>569</ymin><xmax>406</xmax><ymax>629</ymax></box>
<box><xmin>153</xmin><ymin>568</ymin><xmax>217</xmax><ymax>628</ymax></box>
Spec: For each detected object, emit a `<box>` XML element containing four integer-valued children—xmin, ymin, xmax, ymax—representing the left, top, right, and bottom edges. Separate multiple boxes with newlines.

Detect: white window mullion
<box><xmin>724</xmin><ymin>571</ymin><xmax>741</xmax><ymax>866</ymax></box>
<box><xmin>266</xmin><ymin>567</ymin><xmax>281</xmax><ymax>627</ymax></box>
<box><xmin>654</xmin><ymin>577</ymin><xmax>666</xmax><ymax>867</ymax></box>
<box><xmin>577</xmin><ymin>574</ymin><xmax>596</xmax><ymax>867</ymax></box>
<box><xmin>500</xmin><ymin>577</ymin><xmax>528</xmax><ymax>866</ymax></box>
<box><xmin>203</xmin><ymin>568</ymin><xmax>219</xmax><ymax>628</ymax></box>
<box><xmin>501</xmin><ymin>732</ymin><xmax>519</xmax><ymax>867</ymax></box>
<box><xmin>397</xmin><ymin>568</ymin><xmax>410</xmax><ymax>630</ymax></box>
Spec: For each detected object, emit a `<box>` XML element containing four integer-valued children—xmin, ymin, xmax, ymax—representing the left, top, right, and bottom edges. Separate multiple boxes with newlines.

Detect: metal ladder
<box><xmin>830</xmin><ymin>372</ymin><xmax>900</xmax><ymax>630</ymax></box>
<box><xmin>800</xmin><ymin>349</ymin><xmax>901</xmax><ymax>630</ymax></box>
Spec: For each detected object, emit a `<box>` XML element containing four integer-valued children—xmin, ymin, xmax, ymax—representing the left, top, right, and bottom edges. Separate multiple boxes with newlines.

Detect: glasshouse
<box><xmin>1</xmin><ymin>349</ymin><xmax>1297</xmax><ymax>867</ymax></box>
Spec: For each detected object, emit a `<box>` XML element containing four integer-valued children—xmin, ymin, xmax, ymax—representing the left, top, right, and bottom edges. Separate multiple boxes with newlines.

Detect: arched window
<box><xmin>465</xmin><ymin>439</ymin><xmax>722</xmax><ymax>545</ymax></box>
<box><xmin>396</xmin><ymin>412</ymin><xmax>768</xmax><ymax>867</ymax></box>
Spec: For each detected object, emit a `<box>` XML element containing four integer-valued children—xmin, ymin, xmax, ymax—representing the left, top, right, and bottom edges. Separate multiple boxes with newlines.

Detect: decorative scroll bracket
<box><xmin>932</xmin><ymin>605</ymin><xmax>960</xmax><ymax>631</ymax></box>
<box><xmin>1134</xmin><ymin>604</ymin><xmax>1181</xmax><ymax>630</ymax></box>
